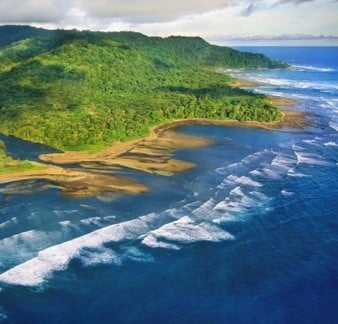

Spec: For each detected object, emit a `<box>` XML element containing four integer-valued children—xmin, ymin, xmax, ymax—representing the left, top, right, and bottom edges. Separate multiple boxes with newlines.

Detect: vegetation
<box><xmin>0</xmin><ymin>140</ymin><xmax>45</xmax><ymax>174</ymax></box>
<box><xmin>0</xmin><ymin>26</ymin><xmax>285</xmax><ymax>151</ymax></box>
<box><xmin>0</xmin><ymin>25</ymin><xmax>52</xmax><ymax>47</ymax></box>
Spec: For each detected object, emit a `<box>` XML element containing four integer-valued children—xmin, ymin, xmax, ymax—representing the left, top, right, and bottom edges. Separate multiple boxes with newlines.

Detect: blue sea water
<box><xmin>0</xmin><ymin>47</ymin><xmax>337</xmax><ymax>323</ymax></box>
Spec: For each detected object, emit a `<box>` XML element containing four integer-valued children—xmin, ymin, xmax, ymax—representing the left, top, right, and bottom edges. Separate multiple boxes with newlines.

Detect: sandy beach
<box><xmin>0</xmin><ymin>106</ymin><xmax>308</xmax><ymax>198</ymax></box>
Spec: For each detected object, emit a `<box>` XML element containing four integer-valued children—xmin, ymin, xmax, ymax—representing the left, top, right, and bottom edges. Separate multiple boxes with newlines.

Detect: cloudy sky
<box><xmin>0</xmin><ymin>0</ymin><xmax>337</xmax><ymax>45</ymax></box>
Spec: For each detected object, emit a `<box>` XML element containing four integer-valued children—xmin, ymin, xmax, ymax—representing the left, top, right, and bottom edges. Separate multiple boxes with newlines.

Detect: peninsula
<box><xmin>0</xmin><ymin>26</ymin><xmax>304</xmax><ymax>197</ymax></box>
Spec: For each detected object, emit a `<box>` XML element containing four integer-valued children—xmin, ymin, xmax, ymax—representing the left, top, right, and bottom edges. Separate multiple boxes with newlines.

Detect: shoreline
<box><xmin>150</xmin><ymin>109</ymin><xmax>307</xmax><ymax>132</ymax></box>
<box><xmin>38</xmin><ymin>109</ymin><xmax>307</xmax><ymax>169</ymax></box>
<box><xmin>0</xmin><ymin>108</ymin><xmax>308</xmax><ymax>198</ymax></box>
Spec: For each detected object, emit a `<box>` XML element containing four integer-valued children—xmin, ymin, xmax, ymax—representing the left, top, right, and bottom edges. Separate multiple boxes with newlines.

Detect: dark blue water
<box><xmin>0</xmin><ymin>47</ymin><xmax>337</xmax><ymax>323</ymax></box>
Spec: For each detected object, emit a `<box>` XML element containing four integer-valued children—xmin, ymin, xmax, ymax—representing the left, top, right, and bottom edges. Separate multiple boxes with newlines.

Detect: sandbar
<box><xmin>0</xmin><ymin>163</ymin><xmax>147</xmax><ymax>198</ymax></box>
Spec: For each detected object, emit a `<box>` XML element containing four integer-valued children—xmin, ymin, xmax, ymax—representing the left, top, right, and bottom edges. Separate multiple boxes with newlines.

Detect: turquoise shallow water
<box><xmin>0</xmin><ymin>47</ymin><xmax>337</xmax><ymax>323</ymax></box>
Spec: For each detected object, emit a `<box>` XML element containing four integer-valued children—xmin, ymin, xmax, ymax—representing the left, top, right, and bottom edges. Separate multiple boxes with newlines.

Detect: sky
<box><xmin>0</xmin><ymin>0</ymin><xmax>337</xmax><ymax>45</ymax></box>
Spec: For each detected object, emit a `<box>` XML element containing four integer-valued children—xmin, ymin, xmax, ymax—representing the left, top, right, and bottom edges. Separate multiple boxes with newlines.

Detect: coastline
<box><xmin>147</xmin><ymin>109</ymin><xmax>307</xmax><ymax>132</ymax></box>
<box><xmin>0</xmin><ymin>108</ymin><xmax>308</xmax><ymax>198</ymax></box>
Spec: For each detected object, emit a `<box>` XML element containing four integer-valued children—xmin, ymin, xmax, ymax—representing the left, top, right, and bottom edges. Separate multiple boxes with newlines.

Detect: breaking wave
<box><xmin>142</xmin><ymin>216</ymin><xmax>234</xmax><ymax>250</ymax></box>
<box><xmin>0</xmin><ymin>216</ymin><xmax>152</xmax><ymax>286</ymax></box>
<box><xmin>0</xmin><ymin>146</ymin><xmax>296</xmax><ymax>287</ymax></box>
<box><xmin>0</xmin><ymin>196</ymin><xmax>235</xmax><ymax>286</ymax></box>
<box><xmin>291</xmin><ymin>64</ymin><xmax>335</xmax><ymax>72</ymax></box>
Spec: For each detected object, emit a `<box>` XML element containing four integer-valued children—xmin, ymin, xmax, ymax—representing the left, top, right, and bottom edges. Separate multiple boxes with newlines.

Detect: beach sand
<box><xmin>0</xmin><ymin>163</ymin><xmax>148</xmax><ymax>198</ymax></box>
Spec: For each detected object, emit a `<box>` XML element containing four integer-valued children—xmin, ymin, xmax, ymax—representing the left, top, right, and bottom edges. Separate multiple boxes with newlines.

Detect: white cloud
<box><xmin>0</xmin><ymin>0</ymin><xmax>71</xmax><ymax>23</ymax></box>
<box><xmin>0</xmin><ymin>0</ymin><xmax>336</xmax><ymax>45</ymax></box>
<box><xmin>133</xmin><ymin>0</ymin><xmax>337</xmax><ymax>37</ymax></box>
<box><xmin>80</xmin><ymin>0</ymin><xmax>234</xmax><ymax>23</ymax></box>
<box><xmin>0</xmin><ymin>0</ymin><xmax>327</xmax><ymax>24</ymax></box>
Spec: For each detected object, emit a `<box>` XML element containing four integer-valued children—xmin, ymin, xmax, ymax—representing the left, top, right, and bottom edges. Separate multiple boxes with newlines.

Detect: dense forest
<box><xmin>0</xmin><ymin>26</ymin><xmax>286</xmax><ymax>151</ymax></box>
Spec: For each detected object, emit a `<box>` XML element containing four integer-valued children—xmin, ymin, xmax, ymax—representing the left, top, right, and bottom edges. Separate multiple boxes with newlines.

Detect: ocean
<box><xmin>0</xmin><ymin>47</ymin><xmax>337</xmax><ymax>323</ymax></box>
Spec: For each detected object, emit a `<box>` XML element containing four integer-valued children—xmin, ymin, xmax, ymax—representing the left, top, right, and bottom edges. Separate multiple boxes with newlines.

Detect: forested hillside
<box><xmin>0</xmin><ymin>26</ymin><xmax>285</xmax><ymax>151</ymax></box>
<box><xmin>0</xmin><ymin>25</ymin><xmax>52</xmax><ymax>47</ymax></box>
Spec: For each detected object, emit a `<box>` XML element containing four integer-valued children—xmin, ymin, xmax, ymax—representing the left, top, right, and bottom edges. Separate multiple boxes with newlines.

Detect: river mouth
<box><xmin>0</xmin><ymin>111</ymin><xmax>307</xmax><ymax>198</ymax></box>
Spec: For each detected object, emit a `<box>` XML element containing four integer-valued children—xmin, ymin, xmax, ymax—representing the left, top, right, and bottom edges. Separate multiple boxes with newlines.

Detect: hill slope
<box><xmin>0</xmin><ymin>26</ymin><xmax>285</xmax><ymax>151</ymax></box>
<box><xmin>0</xmin><ymin>25</ymin><xmax>52</xmax><ymax>47</ymax></box>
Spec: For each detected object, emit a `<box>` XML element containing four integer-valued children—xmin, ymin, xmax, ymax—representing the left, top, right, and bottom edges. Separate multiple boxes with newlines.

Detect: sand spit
<box><xmin>39</xmin><ymin>127</ymin><xmax>211</xmax><ymax>174</ymax></box>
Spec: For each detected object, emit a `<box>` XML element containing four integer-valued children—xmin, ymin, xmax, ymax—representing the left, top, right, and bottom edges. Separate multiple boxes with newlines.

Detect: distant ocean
<box><xmin>0</xmin><ymin>47</ymin><xmax>337</xmax><ymax>323</ymax></box>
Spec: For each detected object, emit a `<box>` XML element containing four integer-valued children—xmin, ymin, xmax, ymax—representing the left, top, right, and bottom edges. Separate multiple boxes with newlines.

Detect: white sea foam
<box><xmin>227</xmin><ymin>175</ymin><xmax>262</xmax><ymax>187</ymax></box>
<box><xmin>250</xmin><ymin>170</ymin><xmax>266</xmax><ymax>179</ymax></box>
<box><xmin>0</xmin><ymin>217</ymin><xmax>18</xmax><ymax>234</ymax></box>
<box><xmin>0</xmin><ymin>217</ymin><xmax>151</xmax><ymax>286</ymax></box>
<box><xmin>52</xmin><ymin>209</ymin><xmax>79</xmax><ymax>218</ymax></box>
<box><xmin>294</xmin><ymin>151</ymin><xmax>333</xmax><ymax>166</ymax></box>
<box><xmin>59</xmin><ymin>220</ymin><xmax>72</xmax><ymax>227</ymax></box>
<box><xmin>329</xmin><ymin>121</ymin><xmax>338</xmax><ymax>132</ymax></box>
<box><xmin>0</xmin><ymin>205</ymin><xmax>215</xmax><ymax>286</ymax></box>
<box><xmin>290</xmin><ymin>93</ymin><xmax>313</xmax><ymax>100</ymax></box>
<box><xmin>229</xmin><ymin>186</ymin><xmax>245</xmax><ymax>197</ymax></box>
<box><xmin>192</xmin><ymin>198</ymin><xmax>216</xmax><ymax>219</ymax></box>
<box><xmin>261</xmin><ymin>166</ymin><xmax>280</xmax><ymax>179</ymax></box>
<box><xmin>0</xmin><ymin>230</ymin><xmax>49</xmax><ymax>252</ymax></box>
<box><xmin>250</xmin><ymin>191</ymin><xmax>268</xmax><ymax>201</ymax></box>
<box><xmin>258</xmin><ymin>153</ymin><xmax>297</xmax><ymax>180</ymax></box>
<box><xmin>291</xmin><ymin>64</ymin><xmax>335</xmax><ymax>72</ymax></box>
<box><xmin>0</xmin><ymin>229</ymin><xmax>70</xmax><ymax>271</ymax></box>
<box><xmin>272</xmin><ymin>153</ymin><xmax>297</xmax><ymax>167</ymax></box>
<box><xmin>324</xmin><ymin>141</ymin><xmax>337</xmax><ymax>147</ymax></box>
<box><xmin>252</xmin><ymin>76</ymin><xmax>338</xmax><ymax>92</ymax></box>
<box><xmin>214</xmin><ymin>190</ymin><xmax>256</xmax><ymax>214</ymax></box>
<box><xmin>281</xmin><ymin>190</ymin><xmax>294</xmax><ymax>196</ymax></box>
<box><xmin>212</xmin><ymin>214</ymin><xmax>237</xmax><ymax>224</ymax></box>
<box><xmin>121</xmin><ymin>246</ymin><xmax>154</xmax><ymax>263</ymax></box>
<box><xmin>213</xmin><ymin>163</ymin><xmax>271</xmax><ymax>216</ymax></box>
<box><xmin>0</xmin><ymin>218</ymin><xmax>103</xmax><ymax>266</ymax></box>
<box><xmin>80</xmin><ymin>217</ymin><xmax>106</xmax><ymax>227</ymax></box>
<box><xmin>141</xmin><ymin>216</ymin><xmax>234</xmax><ymax>250</ymax></box>
<box><xmin>215</xmin><ymin>166</ymin><xmax>228</xmax><ymax>175</ymax></box>
<box><xmin>287</xmin><ymin>168</ymin><xmax>310</xmax><ymax>178</ymax></box>
<box><xmin>242</xmin><ymin>150</ymin><xmax>271</xmax><ymax>164</ymax></box>
<box><xmin>80</xmin><ymin>247</ymin><xmax>122</xmax><ymax>267</ymax></box>
<box><xmin>79</xmin><ymin>215</ymin><xmax>117</xmax><ymax>227</ymax></box>
<box><xmin>220</xmin><ymin>151</ymin><xmax>273</xmax><ymax>190</ymax></box>
<box><xmin>229</xmin><ymin>187</ymin><xmax>256</xmax><ymax>206</ymax></box>
<box><xmin>292</xmin><ymin>144</ymin><xmax>306</xmax><ymax>151</ymax></box>
<box><xmin>142</xmin><ymin>234</ymin><xmax>180</xmax><ymax>250</ymax></box>
<box><xmin>214</xmin><ymin>200</ymin><xmax>244</xmax><ymax>213</ymax></box>
<box><xmin>227</xmin><ymin>150</ymin><xmax>270</xmax><ymax>171</ymax></box>
<box><xmin>303</xmin><ymin>139</ymin><xmax>319</xmax><ymax>146</ymax></box>
<box><xmin>0</xmin><ymin>247</ymin><xmax>76</xmax><ymax>286</ymax></box>
<box><xmin>79</xmin><ymin>246</ymin><xmax>153</xmax><ymax>267</ymax></box>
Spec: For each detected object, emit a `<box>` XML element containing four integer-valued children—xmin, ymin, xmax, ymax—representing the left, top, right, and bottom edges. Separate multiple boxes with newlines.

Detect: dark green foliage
<box><xmin>0</xmin><ymin>25</ymin><xmax>53</xmax><ymax>47</ymax></box>
<box><xmin>107</xmin><ymin>32</ymin><xmax>287</xmax><ymax>69</ymax></box>
<box><xmin>0</xmin><ymin>26</ymin><xmax>284</xmax><ymax>151</ymax></box>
